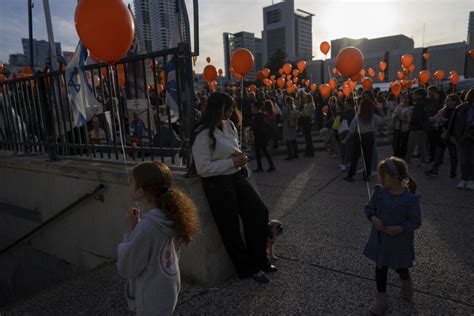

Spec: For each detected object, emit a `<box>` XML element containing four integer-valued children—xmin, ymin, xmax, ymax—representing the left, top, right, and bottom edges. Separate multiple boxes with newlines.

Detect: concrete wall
<box><xmin>0</xmin><ymin>154</ymin><xmax>235</xmax><ymax>287</ymax></box>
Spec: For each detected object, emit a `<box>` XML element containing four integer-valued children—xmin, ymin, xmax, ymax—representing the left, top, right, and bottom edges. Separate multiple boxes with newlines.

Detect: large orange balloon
<box><xmin>277</xmin><ymin>77</ymin><xmax>286</xmax><ymax>88</ymax></box>
<box><xmin>367</xmin><ymin>67</ymin><xmax>375</xmax><ymax>78</ymax></box>
<box><xmin>263</xmin><ymin>68</ymin><xmax>271</xmax><ymax>78</ymax></box>
<box><xmin>231</xmin><ymin>48</ymin><xmax>254</xmax><ymax>76</ymax></box>
<box><xmin>379</xmin><ymin>61</ymin><xmax>387</xmax><ymax>72</ymax></box>
<box><xmin>336</xmin><ymin>47</ymin><xmax>364</xmax><ymax>78</ymax></box>
<box><xmin>434</xmin><ymin>70</ymin><xmax>445</xmax><ymax>81</ymax></box>
<box><xmin>361</xmin><ymin>77</ymin><xmax>373</xmax><ymax>90</ymax></box>
<box><xmin>320</xmin><ymin>41</ymin><xmax>330</xmax><ymax>55</ymax></box>
<box><xmin>292</xmin><ymin>69</ymin><xmax>300</xmax><ymax>77</ymax></box>
<box><xmin>283</xmin><ymin>63</ymin><xmax>292</xmax><ymax>75</ymax></box>
<box><xmin>419</xmin><ymin>70</ymin><xmax>430</xmax><ymax>85</ymax></box>
<box><xmin>297</xmin><ymin>60</ymin><xmax>307</xmax><ymax>72</ymax></box>
<box><xmin>378</xmin><ymin>72</ymin><xmax>385</xmax><ymax>81</ymax></box>
<box><xmin>203</xmin><ymin>65</ymin><xmax>217</xmax><ymax>81</ymax></box>
<box><xmin>75</xmin><ymin>0</ymin><xmax>134</xmax><ymax>64</ymax></box>
<box><xmin>401</xmin><ymin>54</ymin><xmax>413</xmax><ymax>68</ymax></box>
<box><xmin>310</xmin><ymin>83</ymin><xmax>317</xmax><ymax>92</ymax></box>
<box><xmin>329</xmin><ymin>78</ymin><xmax>338</xmax><ymax>90</ymax></box>
<box><xmin>391</xmin><ymin>82</ymin><xmax>402</xmax><ymax>97</ymax></box>
<box><xmin>469</xmin><ymin>49</ymin><xmax>474</xmax><ymax>58</ymax></box>
<box><xmin>423</xmin><ymin>53</ymin><xmax>430</xmax><ymax>60</ymax></box>
<box><xmin>320</xmin><ymin>84</ymin><xmax>331</xmax><ymax>99</ymax></box>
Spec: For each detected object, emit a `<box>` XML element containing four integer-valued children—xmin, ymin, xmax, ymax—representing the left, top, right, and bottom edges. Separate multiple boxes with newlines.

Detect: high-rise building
<box><xmin>262</xmin><ymin>0</ymin><xmax>313</xmax><ymax>65</ymax></box>
<box><xmin>20</xmin><ymin>38</ymin><xmax>62</xmax><ymax>67</ymax></box>
<box><xmin>468</xmin><ymin>11</ymin><xmax>474</xmax><ymax>44</ymax></box>
<box><xmin>134</xmin><ymin>0</ymin><xmax>187</xmax><ymax>53</ymax></box>
<box><xmin>134</xmin><ymin>0</ymin><xmax>153</xmax><ymax>52</ymax></box>
<box><xmin>8</xmin><ymin>53</ymin><xmax>28</xmax><ymax>67</ymax></box>
<box><xmin>223</xmin><ymin>32</ymin><xmax>262</xmax><ymax>81</ymax></box>
<box><xmin>331</xmin><ymin>35</ymin><xmax>414</xmax><ymax>58</ymax></box>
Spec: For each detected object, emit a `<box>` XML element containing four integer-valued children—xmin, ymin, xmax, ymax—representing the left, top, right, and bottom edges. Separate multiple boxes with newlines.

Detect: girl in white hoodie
<box><xmin>117</xmin><ymin>161</ymin><xmax>199</xmax><ymax>315</ymax></box>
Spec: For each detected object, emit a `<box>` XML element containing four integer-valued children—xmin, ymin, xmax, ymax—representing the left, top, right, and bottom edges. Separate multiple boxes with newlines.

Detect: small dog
<box><xmin>267</xmin><ymin>220</ymin><xmax>283</xmax><ymax>262</ymax></box>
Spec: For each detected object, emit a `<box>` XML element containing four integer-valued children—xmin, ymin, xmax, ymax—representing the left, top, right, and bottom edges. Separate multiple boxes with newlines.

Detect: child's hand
<box><xmin>384</xmin><ymin>226</ymin><xmax>403</xmax><ymax>236</ymax></box>
<box><xmin>125</xmin><ymin>208</ymin><xmax>140</xmax><ymax>232</ymax></box>
<box><xmin>371</xmin><ymin>216</ymin><xmax>385</xmax><ymax>232</ymax></box>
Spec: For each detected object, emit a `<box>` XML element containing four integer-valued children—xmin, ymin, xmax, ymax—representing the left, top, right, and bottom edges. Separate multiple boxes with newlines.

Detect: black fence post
<box><xmin>38</xmin><ymin>77</ymin><xmax>57</xmax><ymax>161</ymax></box>
<box><xmin>177</xmin><ymin>42</ymin><xmax>196</xmax><ymax>177</ymax></box>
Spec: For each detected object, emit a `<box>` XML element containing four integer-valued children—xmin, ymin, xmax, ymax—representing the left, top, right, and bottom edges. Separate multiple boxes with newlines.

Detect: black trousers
<box><xmin>428</xmin><ymin>129</ymin><xmax>441</xmax><ymax>161</ymax></box>
<box><xmin>376</xmin><ymin>266</ymin><xmax>410</xmax><ymax>293</ymax></box>
<box><xmin>302</xmin><ymin>117</ymin><xmax>314</xmax><ymax>156</ymax></box>
<box><xmin>348</xmin><ymin>132</ymin><xmax>375</xmax><ymax>177</ymax></box>
<box><xmin>254</xmin><ymin>139</ymin><xmax>275</xmax><ymax>170</ymax></box>
<box><xmin>432</xmin><ymin>142</ymin><xmax>458</xmax><ymax>174</ymax></box>
<box><xmin>393</xmin><ymin>130</ymin><xmax>410</xmax><ymax>159</ymax></box>
<box><xmin>201</xmin><ymin>171</ymin><xmax>270</xmax><ymax>278</ymax></box>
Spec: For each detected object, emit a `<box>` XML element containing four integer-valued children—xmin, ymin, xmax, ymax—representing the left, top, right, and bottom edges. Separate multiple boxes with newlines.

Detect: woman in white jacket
<box><xmin>117</xmin><ymin>161</ymin><xmax>199</xmax><ymax>315</ymax></box>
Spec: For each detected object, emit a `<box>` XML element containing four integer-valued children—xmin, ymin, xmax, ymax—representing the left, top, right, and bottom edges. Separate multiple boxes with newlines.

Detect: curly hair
<box><xmin>132</xmin><ymin>161</ymin><xmax>199</xmax><ymax>244</ymax></box>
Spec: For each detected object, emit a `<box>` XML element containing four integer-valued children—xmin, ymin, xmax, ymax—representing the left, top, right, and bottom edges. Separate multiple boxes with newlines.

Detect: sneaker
<box><xmin>425</xmin><ymin>170</ymin><xmax>438</xmax><ymax>177</ymax></box>
<box><xmin>343</xmin><ymin>175</ymin><xmax>354</xmax><ymax>182</ymax></box>
<box><xmin>339</xmin><ymin>164</ymin><xmax>347</xmax><ymax>171</ymax></box>
<box><xmin>252</xmin><ymin>271</ymin><xmax>270</xmax><ymax>284</ymax></box>
<box><xmin>457</xmin><ymin>180</ymin><xmax>467</xmax><ymax>190</ymax></box>
<box><xmin>466</xmin><ymin>181</ymin><xmax>474</xmax><ymax>191</ymax></box>
<box><xmin>262</xmin><ymin>264</ymin><xmax>278</xmax><ymax>273</ymax></box>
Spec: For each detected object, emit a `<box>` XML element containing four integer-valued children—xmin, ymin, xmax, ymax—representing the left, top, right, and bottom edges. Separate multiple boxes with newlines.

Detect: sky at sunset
<box><xmin>0</xmin><ymin>0</ymin><xmax>472</xmax><ymax>72</ymax></box>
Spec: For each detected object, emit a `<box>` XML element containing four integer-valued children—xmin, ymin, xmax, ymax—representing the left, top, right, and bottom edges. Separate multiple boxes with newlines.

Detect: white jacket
<box><xmin>117</xmin><ymin>209</ymin><xmax>181</xmax><ymax>316</ymax></box>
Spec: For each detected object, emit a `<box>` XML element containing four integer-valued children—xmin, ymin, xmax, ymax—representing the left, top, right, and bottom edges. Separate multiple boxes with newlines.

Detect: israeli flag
<box><xmin>65</xmin><ymin>42</ymin><xmax>102</xmax><ymax>127</ymax></box>
<box><xmin>165</xmin><ymin>0</ymin><xmax>183</xmax><ymax>119</ymax></box>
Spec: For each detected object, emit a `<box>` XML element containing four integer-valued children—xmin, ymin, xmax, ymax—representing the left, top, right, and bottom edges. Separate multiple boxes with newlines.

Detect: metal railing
<box><xmin>0</xmin><ymin>43</ymin><xmax>196</xmax><ymax>173</ymax></box>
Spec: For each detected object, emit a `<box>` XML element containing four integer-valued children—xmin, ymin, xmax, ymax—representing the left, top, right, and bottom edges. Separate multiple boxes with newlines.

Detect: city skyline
<box><xmin>0</xmin><ymin>0</ymin><xmax>472</xmax><ymax>72</ymax></box>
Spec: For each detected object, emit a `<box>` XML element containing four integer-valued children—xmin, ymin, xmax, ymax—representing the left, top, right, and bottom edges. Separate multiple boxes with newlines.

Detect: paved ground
<box><xmin>1</xmin><ymin>145</ymin><xmax>474</xmax><ymax>315</ymax></box>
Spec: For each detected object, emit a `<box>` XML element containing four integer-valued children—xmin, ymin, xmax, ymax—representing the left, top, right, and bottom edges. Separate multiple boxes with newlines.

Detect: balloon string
<box><xmin>240</xmin><ymin>78</ymin><xmax>244</xmax><ymax>150</ymax></box>
<box><xmin>352</xmin><ymin>89</ymin><xmax>372</xmax><ymax>201</ymax></box>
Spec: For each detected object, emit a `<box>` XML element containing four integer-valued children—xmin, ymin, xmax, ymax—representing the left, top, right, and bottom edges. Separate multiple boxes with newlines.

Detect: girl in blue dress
<box><xmin>364</xmin><ymin>157</ymin><xmax>422</xmax><ymax>315</ymax></box>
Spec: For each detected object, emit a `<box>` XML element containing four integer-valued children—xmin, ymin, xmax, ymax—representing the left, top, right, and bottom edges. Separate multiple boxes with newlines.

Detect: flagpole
<box><xmin>28</xmin><ymin>0</ymin><xmax>35</xmax><ymax>71</ymax></box>
<box><xmin>43</xmin><ymin>0</ymin><xmax>59</xmax><ymax>70</ymax></box>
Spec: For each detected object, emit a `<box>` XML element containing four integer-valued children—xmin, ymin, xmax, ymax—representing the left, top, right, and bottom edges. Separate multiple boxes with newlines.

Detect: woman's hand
<box><xmin>125</xmin><ymin>208</ymin><xmax>140</xmax><ymax>232</ymax></box>
<box><xmin>232</xmin><ymin>153</ymin><xmax>249</xmax><ymax>168</ymax></box>
<box><xmin>384</xmin><ymin>226</ymin><xmax>403</xmax><ymax>236</ymax></box>
<box><xmin>371</xmin><ymin>216</ymin><xmax>385</xmax><ymax>232</ymax></box>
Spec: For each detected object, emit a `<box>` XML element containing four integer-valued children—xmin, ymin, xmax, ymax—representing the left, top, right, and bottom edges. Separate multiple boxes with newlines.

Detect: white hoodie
<box><xmin>117</xmin><ymin>209</ymin><xmax>181</xmax><ymax>316</ymax></box>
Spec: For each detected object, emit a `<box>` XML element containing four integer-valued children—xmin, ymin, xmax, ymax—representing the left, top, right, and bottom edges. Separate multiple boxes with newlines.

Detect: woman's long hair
<box><xmin>132</xmin><ymin>162</ymin><xmax>199</xmax><ymax>244</ymax></box>
<box><xmin>192</xmin><ymin>92</ymin><xmax>242</xmax><ymax>151</ymax></box>
<box><xmin>358</xmin><ymin>98</ymin><xmax>375</xmax><ymax>125</ymax></box>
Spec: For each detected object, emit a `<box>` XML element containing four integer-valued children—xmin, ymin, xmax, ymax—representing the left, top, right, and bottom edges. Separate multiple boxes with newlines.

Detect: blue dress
<box><xmin>363</xmin><ymin>185</ymin><xmax>422</xmax><ymax>269</ymax></box>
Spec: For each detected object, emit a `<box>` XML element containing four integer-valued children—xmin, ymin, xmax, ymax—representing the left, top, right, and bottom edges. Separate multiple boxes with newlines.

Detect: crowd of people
<box><xmin>194</xmin><ymin>83</ymin><xmax>474</xmax><ymax>191</ymax></box>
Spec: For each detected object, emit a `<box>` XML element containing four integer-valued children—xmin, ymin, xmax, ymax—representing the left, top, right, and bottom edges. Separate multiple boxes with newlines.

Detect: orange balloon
<box><xmin>0</xmin><ymin>64</ymin><xmax>4</xmax><ymax>73</ymax></box>
<box><xmin>359</xmin><ymin>69</ymin><xmax>366</xmax><ymax>77</ymax></box>
<box><xmin>287</xmin><ymin>84</ymin><xmax>296</xmax><ymax>94</ymax></box>
<box><xmin>248</xmin><ymin>84</ymin><xmax>257</xmax><ymax>93</ymax></box>
<box><xmin>423</xmin><ymin>53</ymin><xmax>430</xmax><ymax>60</ymax></box>
<box><xmin>391</xmin><ymin>82</ymin><xmax>402</xmax><ymax>97</ymax></box>
<box><xmin>378</xmin><ymin>72</ymin><xmax>385</xmax><ymax>81</ymax></box>
<box><xmin>293</xmin><ymin>77</ymin><xmax>299</xmax><ymax>84</ymax></box>
<box><xmin>397</xmin><ymin>71</ymin><xmax>404</xmax><ymax>80</ymax></box>
<box><xmin>332</xmin><ymin>67</ymin><xmax>337</xmax><ymax>75</ymax></box>
<box><xmin>419</xmin><ymin>70</ymin><xmax>430</xmax><ymax>85</ymax></box>
<box><xmin>203</xmin><ymin>65</ymin><xmax>217</xmax><ymax>81</ymax></box>
<box><xmin>379</xmin><ymin>61</ymin><xmax>387</xmax><ymax>72</ymax></box>
<box><xmin>206</xmin><ymin>57</ymin><xmax>211</xmax><ymax>63</ymax></box>
<box><xmin>449</xmin><ymin>70</ymin><xmax>458</xmax><ymax>76</ymax></box>
<box><xmin>434</xmin><ymin>70</ymin><xmax>445</xmax><ymax>81</ymax></box>
<box><xmin>336</xmin><ymin>47</ymin><xmax>364</xmax><ymax>78</ymax></box>
<box><xmin>292</xmin><ymin>69</ymin><xmax>300</xmax><ymax>77</ymax></box>
<box><xmin>408</xmin><ymin>64</ymin><xmax>415</xmax><ymax>73</ymax></box>
<box><xmin>89</xmin><ymin>52</ymin><xmax>101</xmax><ymax>63</ymax></box>
<box><xmin>297</xmin><ymin>60</ymin><xmax>307</xmax><ymax>72</ymax></box>
<box><xmin>329</xmin><ymin>77</ymin><xmax>338</xmax><ymax>90</ymax></box>
<box><xmin>403</xmin><ymin>68</ymin><xmax>410</xmax><ymax>78</ymax></box>
<box><xmin>450</xmin><ymin>74</ymin><xmax>460</xmax><ymax>86</ymax></box>
<box><xmin>279</xmin><ymin>68</ymin><xmax>284</xmax><ymax>75</ymax></box>
<box><xmin>342</xmin><ymin>85</ymin><xmax>351</xmax><ymax>97</ymax></box>
<box><xmin>300</xmin><ymin>79</ymin><xmax>305</xmax><ymax>85</ymax></box>
<box><xmin>401</xmin><ymin>54</ymin><xmax>413</xmax><ymax>68</ymax></box>
<box><xmin>218</xmin><ymin>68</ymin><xmax>223</xmax><ymax>76</ymax></box>
<box><xmin>117</xmin><ymin>64</ymin><xmax>126</xmax><ymax>86</ymax></box>
<box><xmin>75</xmin><ymin>0</ymin><xmax>134</xmax><ymax>64</ymax></box>
<box><xmin>231</xmin><ymin>48</ymin><xmax>254</xmax><ymax>76</ymax></box>
<box><xmin>310</xmin><ymin>83</ymin><xmax>317</xmax><ymax>92</ymax></box>
<box><xmin>470</xmin><ymin>49</ymin><xmax>474</xmax><ymax>58</ymax></box>
<box><xmin>270</xmin><ymin>75</ymin><xmax>275</xmax><ymax>80</ymax></box>
<box><xmin>367</xmin><ymin>68</ymin><xmax>375</xmax><ymax>78</ymax></box>
<box><xmin>257</xmin><ymin>71</ymin><xmax>265</xmax><ymax>81</ymax></box>
<box><xmin>263</xmin><ymin>68</ymin><xmax>271</xmax><ymax>78</ymax></box>
<box><xmin>320</xmin><ymin>41</ymin><xmax>330</xmax><ymax>55</ymax></box>
<box><xmin>283</xmin><ymin>63</ymin><xmax>292</xmax><ymax>75</ymax></box>
<box><xmin>320</xmin><ymin>84</ymin><xmax>331</xmax><ymax>99</ymax></box>
<box><xmin>277</xmin><ymin>77</ymin><xmax>286</xmax><ymax>88</ymax></box>
<box><xmin>305</xmin><ymin>80</ymin><xmax>310</xmax><ymax>87</ymax></box>
<box><xmin>361</xmin><ymin>77</ymin><xmax>373</xmax><ymax>90</ymax></box>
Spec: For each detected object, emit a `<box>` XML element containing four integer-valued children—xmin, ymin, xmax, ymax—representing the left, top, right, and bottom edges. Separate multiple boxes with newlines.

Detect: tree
<box><xmin>265</xmin><ymin>48</ymin><xmax>287</xmax><ymax>77</ymax></box>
